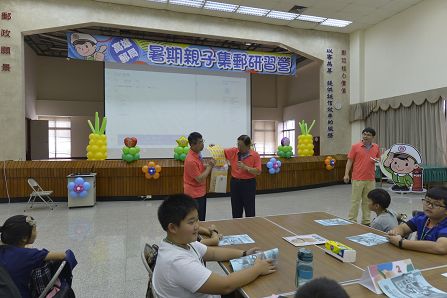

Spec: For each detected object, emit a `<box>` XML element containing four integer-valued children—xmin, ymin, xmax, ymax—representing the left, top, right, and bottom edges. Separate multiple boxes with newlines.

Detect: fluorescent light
<box><xmin>297</xmin><ymin>14</ymin><xmax>326</xmax><ymax>23</ymax></box>
<box><xmin>266</xmin><ymin>10</ymin><xmax>297</xmax><ymax>21</ymax></box>
<box><xmin>236</xmin><ymin>6</ymin><xmax>269</xmax><ymax>17</ymax></box>
<box><xmin>320</xmin><ymin>18</ymin><xmax>352</xmax><ymax>27</ymax></box>
<box><xmin>146</xmin><ymin>0</ymin><xmax>168</xmax><ymax>3</ymax></box>
<box><xmin>169</xmin><ymin>0</ymin><xmax>205</xmax><ymax>8</ymax></box>
<box><xmin>204</xmin><ymin>1</ymin><xmax>238</xmax><ymax>12</ymax></box>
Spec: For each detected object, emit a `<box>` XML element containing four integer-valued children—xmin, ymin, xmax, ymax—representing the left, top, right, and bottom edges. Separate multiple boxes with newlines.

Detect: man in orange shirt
<box><xmin>184</xmin><ymin>132</ymin><xmax>215</xmax><ymax>221</ymax></box>
<box><xmin>344</xmin><ymin>127</ymin><xmax>380</xmax><ymax>225</ymax></box>
<box><xmin>224</xmin><ymin>135</ymin><xmax>262</xmax><ymax>218</ymax></box>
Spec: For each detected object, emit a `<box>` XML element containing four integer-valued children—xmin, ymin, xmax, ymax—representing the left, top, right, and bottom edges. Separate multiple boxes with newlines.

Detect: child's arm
<box><xmin>203</xmin><ymin>246</ymin><xmax>259</xmax><ymax>262</ymax></box>
<box><xmin>197</xmin><ymin>258</ymin><xmax>275</xmax><ymax>295</ymax></box>
<box><xmin>388</xmin><ymin>236</ymin><xmax>447</xmax><ymax>255</ymax></box>
<box><xmin>44</xmin><ymin>251</ymin><xmax>66</xmax><ymax>261</ymax></box>
<box><xmin>387</xmin><ymin>223</ymin><xmax>412</xmax><ymax>237</ymax></box>
<box><xmin>199</xmin><ymin>232</ymin><xmax>220</xmax><ymax>246</ymax></box>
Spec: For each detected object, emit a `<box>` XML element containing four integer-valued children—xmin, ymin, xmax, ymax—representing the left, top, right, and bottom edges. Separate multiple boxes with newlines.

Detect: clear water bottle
<box><xmin>295</xmin><ymin>248</ymin><xmax>313</xmax><ymax>287</ymax></box>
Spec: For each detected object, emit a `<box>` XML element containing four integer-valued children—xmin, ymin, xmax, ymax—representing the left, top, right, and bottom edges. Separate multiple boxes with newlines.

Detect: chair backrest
<box><xmin>27</xmin><ymin>178</ymin><xmax>43</xmax><ymax>192</ymax></box>
<box><xmin>142</xmin><ymin>244</ymin><xmax>159</xmax><ymax>298</ymax></box>
<box><xmin>38</xmin><ymin>261</ymin><xmax>66</xmax><ymax>298</ymax></box>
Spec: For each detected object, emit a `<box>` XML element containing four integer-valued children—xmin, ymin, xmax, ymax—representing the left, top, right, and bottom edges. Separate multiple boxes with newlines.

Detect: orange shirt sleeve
<box><xmin>347</xmin><ymin>144</ymin><xmax>356</xmax><ymax>160</ymax></box>
<box><xmin>224</xmin><ymin>147</ymin><xmax>237</xmax><ymax>161</ymax></box>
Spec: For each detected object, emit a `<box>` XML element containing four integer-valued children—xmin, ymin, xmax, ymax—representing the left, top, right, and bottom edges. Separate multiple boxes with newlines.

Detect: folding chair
<box><xmin>25</xmin><ymin>178</ymin><xmax>56</xmax><ymax>211</ymax></box>
<box><xmin>142</xmin><ymin>243</ymin><xmax>159</xmax><ymax>298</ymax></box>
<box><xmin>37</xmin><ymin>261</ymin><xmax>67</xmax><ymax>298</ymax></box>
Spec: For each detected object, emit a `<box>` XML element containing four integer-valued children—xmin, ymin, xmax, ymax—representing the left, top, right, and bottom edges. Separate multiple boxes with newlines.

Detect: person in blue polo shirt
<box><xmin>387</xmin><ymin>187</ymin><xmax>447</xmax><ymax>254</ymax></box>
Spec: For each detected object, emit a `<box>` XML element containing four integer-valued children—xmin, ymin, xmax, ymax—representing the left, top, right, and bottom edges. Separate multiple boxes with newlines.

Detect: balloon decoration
<box><xmin>324</xmin><ymin>156</ymin><xmax>336</xmax><ymax>170</ymax></box>
<box><xmin>266</xmin><ymin>158</ymin><xmax>281</xmax><ymax>175</ymax></box>
<box><xmin>207</xmin><ymin>144</ymin><xmax>226</xmax><ymax>167</ymax></box>
<box><xmin>67</xmin><ymin>177</ymin><xmax>91</xmax><ymax>198</ymax></box>
<box><xmin>86</xmin><ymin>112</ymin><xmax>107</xmax><ymax>160</ymax></box>
<box><xmin>297</xmin><ymin>120</ymin><xmax>315</xmax><ymax>157</ymax></box>
<box><xmin>174</xmin><ymin>136</ymin><xmax>190</xmax><ymax>162</ymax></box>
<box><xmin>142</xmin><ymin>161</ymin><xmax>162</xmax><ymax>179</ymax></box>
<box><xmin>121</xmin><ymin>137</ymin><xmax>140</xmax><ymax>163</ymax></box>
<box><xmin>277</xmin><ymin>137</ymin><xmax>293</xmax><ymax>158</ymax></box>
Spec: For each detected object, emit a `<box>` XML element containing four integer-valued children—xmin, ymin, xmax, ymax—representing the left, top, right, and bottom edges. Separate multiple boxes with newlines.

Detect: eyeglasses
<box><xmin>422</xmin><ymin>198</ymin><xmax>446</xmax><ymax>209</ymax></box>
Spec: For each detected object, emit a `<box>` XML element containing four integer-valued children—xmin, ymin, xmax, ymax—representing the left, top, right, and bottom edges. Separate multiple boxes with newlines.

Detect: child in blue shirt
<box><xmin>387</xmin><ymin>187</ymin><xmax>447</xmax><ymax>254</ymax></box>
<box><xmin>0</xmin><ymin>215</ymin><xmax>68</xmax><ymax>298</ymax></box>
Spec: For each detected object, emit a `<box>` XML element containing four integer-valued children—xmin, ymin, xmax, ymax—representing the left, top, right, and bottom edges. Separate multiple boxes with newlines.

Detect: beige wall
<box><xmin>25</xmin><ymin>44</ymin><xmax>37</xmax><ymax>119</ymax></box>
<box><xmin>1</xmin><ymin>0</ymin><xmax>350</xmax><ymax>160</ymax></box>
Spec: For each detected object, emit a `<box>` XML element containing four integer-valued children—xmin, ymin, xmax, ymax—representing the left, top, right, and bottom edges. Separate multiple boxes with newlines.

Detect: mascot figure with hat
<box><xmin>70</xmin><ymin>33</ymin><xmax>106</xmax><ymax>61</ymax></box>
<box><xmin>380</xmin><ymin>144</ymin><xmax>423</xmax><ymax>192</ymax></box>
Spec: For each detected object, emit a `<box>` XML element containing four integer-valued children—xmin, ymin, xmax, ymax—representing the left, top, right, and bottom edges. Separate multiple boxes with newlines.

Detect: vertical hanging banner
<box><xmin>67</xmin><ymin>32</ymin><xmax>296</xmax><ymax>76</ymax></box>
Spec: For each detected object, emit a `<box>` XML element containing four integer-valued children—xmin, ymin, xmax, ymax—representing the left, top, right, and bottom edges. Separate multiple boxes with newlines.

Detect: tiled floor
<box><xmin>0</xmin><ymin>183</ymin><xmax>426</xmax><ymax>297</ymax></box>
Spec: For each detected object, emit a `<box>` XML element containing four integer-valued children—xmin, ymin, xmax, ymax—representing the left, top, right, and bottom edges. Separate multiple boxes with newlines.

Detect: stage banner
<box><xmin>67</xmin><ymin>32</ymin><xmax>296</xmax><ymax>75</ymax></box>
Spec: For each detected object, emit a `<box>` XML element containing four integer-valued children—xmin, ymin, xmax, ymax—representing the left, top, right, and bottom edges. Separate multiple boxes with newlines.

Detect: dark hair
<box><xmin>0</xmin><ymin>215</ymin><xmax>35</xmax><ymax>246</ymax></box>
<box><xmin>362</xmin><ymin>127</ymin><xmax>376</xmax><ymax>136</ymax></box>
<box><xmin>237</xmin><ymin>135</ymin><xmax>251</xmax><ymax>147</ymax></box>
<box><xmin>426</xmin><ymin>187</ymin><xmax>447</xmax><ymax>206</ymax></box>
<box><xmin>188</xmin><ymin>132</ymin><xmax>203</xmax><ymax>146</ymax></box>
<box><xmin>368</xmin><ymin>188</ymin><xmax>391</xmax><ymax>209</ymax></box>
<box><xmin>157</xmin><ymin>194</ymin><xmax>198</xmax><ymax>231</ymax></box>
<box><xmin>73</xmin><ymin>40</ymin><xmax>95</xmax><ymax>46</ymax></box>
<box><xmin>294</xmin><ymin>277</ymin><xmax>349</xmax><ymax>298</ymax></box>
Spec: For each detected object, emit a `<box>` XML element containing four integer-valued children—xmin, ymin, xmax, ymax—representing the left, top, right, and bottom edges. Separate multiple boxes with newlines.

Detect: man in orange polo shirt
<box><xmin>224</xmin><ymin>135</ymin><xmax>262</xmax><ymax>218</ymax></box>
<box><xmin>184</xmin><ymin>132</ymin><xmax>215</xmax><ymax>221</ymax></box>
<box><xmin>344</xmin><ymin>127</ymin><xmax>380</xmax><ymax>225</ymax></box>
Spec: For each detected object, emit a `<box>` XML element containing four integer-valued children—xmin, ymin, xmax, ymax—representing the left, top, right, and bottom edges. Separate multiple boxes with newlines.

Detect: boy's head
<box><xmin>389</xmin><ymin>153</ymin><xmax>418</xmax><ymax>174</ymax></box>
<box><xmin>368</xmin><ymin>189</ymin><xmax>391</xmax><ymax>212</ymax></box>
<box><xmin>188</xmin><ymin>132</ymin><xmax>204</xmax><ymax>152</ymax></box>
<box><xmin>294</xmin><ymin>277</ymin><xmax>349</xmax><ymax>298</ymax></box>
<box><xmin>422</xmin><ymin>187</ymin><xmax>447</xmax><ymax>219</ymax></box>
<box><xmin>158</xmin><ymin>194</ymin><xmax>199</xmax><ymax>244</ymax></box>
<box><xmin>70</xmin><ymin>33</ymin><xmax>97</xmax><ymax>57</ymax></box>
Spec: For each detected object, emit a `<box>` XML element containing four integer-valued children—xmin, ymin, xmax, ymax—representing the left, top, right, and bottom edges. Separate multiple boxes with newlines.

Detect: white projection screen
<box><xmin>105</xmin><ymin>62</ymin><xmax>251</xmax><ymax>158</ymax></box>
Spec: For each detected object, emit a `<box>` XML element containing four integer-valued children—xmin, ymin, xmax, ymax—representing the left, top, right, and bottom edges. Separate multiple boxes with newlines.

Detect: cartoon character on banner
<box><xmin>297</xmin><ymin>120</ymin><xmax>315</xmax><ymax>156</ymax></box>
<box><xmin>324</xmin><ymin>156</ymin><xmax>336</xmax><ymax>170</ymax></box>
<box><xmin>67</xmin><ymin>177</ymin><xmax>91</xmax><ymax>198</ymax></box>
<box><xmin>122</xmin><ymin>137</ymin><xmax>140</xmax><ymax>163</ymax></box>
<box><xmin>174</xmin><ymin>136</ymin><xmax>190</xmax><ymax>162</ymax></box>
<box><xmin>266</xmin><ymin>158</ymin><xmax>281</xmax><ymax>175</ymax></box>
<box><xmin>379</xmin><ymin>144</ymin><xmax>424</xmax><ymax>192</ymax></box>
<box><xmin>70</xmin><ymin>33</ymin><xmax>106</xmax><ymax>61</ymax></box>
<box><xmin>142</xmin><ymin>161</ymin><xmax>162</xmax><ymax>179</ymax></box>
<box><xmin>86</xmin><ymin>112</ymin><xmax>107</xmax><ymax>160</ymax></box>
<box><xmin>277</xmin><ymin>137</ymin><xmax>293</xmax><ymax>158</ymax></box>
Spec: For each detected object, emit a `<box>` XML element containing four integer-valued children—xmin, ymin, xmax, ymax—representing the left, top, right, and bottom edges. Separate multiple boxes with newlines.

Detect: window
<box><xmin>40</xmin><ymin>117</ymin><xmax>71</xmax><ymax>158</ymax></box>
<box><xmin>252</xmin><ymin>120</ymin><xmax>276</xmax><ymax>155</ymax></box>
<box><xmin>278</xmin><ymin>120</ymin><xmax>295</xmax><ymax>153</ymax></box>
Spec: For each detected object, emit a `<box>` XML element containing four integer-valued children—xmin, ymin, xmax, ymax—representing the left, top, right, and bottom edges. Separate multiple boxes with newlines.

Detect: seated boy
<box><xmin>367</xmin><ymin>188</ymin><xmax>398</xmax><ymax>232</ymax></box>
<box><xmin>153</xmin><ymin>194</ymin><xmax>276</xmax><ymax>298</ymax></box>
<box><xmin>387</xmin><ymin>187</ymin><xmax>447</xmax><ymax>254</ymax></box>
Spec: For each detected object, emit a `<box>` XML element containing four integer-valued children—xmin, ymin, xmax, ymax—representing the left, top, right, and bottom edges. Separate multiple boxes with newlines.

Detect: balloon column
<box><xmin>266</xmin><ymin>158</ymin><xmax>281</xmax><ymax>174</ymax></box>
<box><xmin>86</xmin><ymin>112</ymin><xmax>107</xmax><ymax>160</ymax></box>
<box><xmin>122</xmin><ymin>137</ymin><xmax>140</xmax><ymax>163</ymax></box>
<box><xmin>277</xmin><ymin>137</ymin><xmax>293</xmax><ymax>158</ymax></box>
<box><xmin>67</xmin><ymin>177</ymin><xmax>91</xmax><ymax>198</ymax></box>
<box><xmin>174</xmin><ymin>136</ymin><xmax>190</xmax><ymax>162</ymax></box>
<box><xmin>142</xmin><ymin>161</ymin><xmax>162</xmax><ymax>179</ymax></box>
<box><xmin>297</xmin><ymin>120</ymin><xmax>315</xmax><ymax>156</ymax></box>
<box><xmin>324</xmin><ymin>156</ymin><xmax>336</xmax><ymax>170</ymax></box>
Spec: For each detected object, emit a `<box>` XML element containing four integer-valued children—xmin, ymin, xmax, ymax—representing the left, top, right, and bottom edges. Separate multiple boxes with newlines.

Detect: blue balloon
<box><xmin>275</xmin><ymin>168</ymin><xmax>280</xmax><ymax>173</ymax></box>
<box><xmin>69</xmin><ymin>190</ymin><xmax>78</xmax><ymax>198</ymax></box>
<box><xmin>149</xmin><ymin>167</ymin><xmax>156</xmax><ymax>175</ymax></box>
<box><xmin>330</xmin><ymin>160</ymin><xmax>335</xmax><ymax>166</ymax></box>
<box><xmin>268</xmin><ymin>168</ymin><xmax>276</xmax><ymax>174</ymax></box>
<box><xmin>266</xmin><ymin>161</ymin><xmax>273</xmax><ymax>169</ymax></box>
<box><xmin>67</xmin><ymin>182</ymin><xmax>75</xmax><ymax>191</ymax></box>
<box><xmin>276</xmin><ymin>160</ymin><xmax>282</xmax><ymax>167</ymax></box>
<box><xmin>75</xmin><ymin>177</ymin><xmax>84</xmax><ymax>185</ymax></box>
<box><xmin>83</xmin><ymin>182</ymin><xmax>91</xmax><ymax>191</ymax></box>
<box><xmin>79</xmin><ymin>190</ymin><xmax>88</xmax><ymax>198</ymax></box>
<box><xmin>269</xmin><ymin>158</ymin><xmax>276</xmax><ymax>163</ymax></box>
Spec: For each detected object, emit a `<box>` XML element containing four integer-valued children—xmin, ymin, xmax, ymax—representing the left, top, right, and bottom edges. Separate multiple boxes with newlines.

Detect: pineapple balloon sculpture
<box><xmin>297</xmin><ymin>120</ymin><xmax>315</xmax><ymax>157</ymax></box>
<box><xmin>86</xmin><ymin>112</ymin><xmax>107</xmax><ymax>160</ymax></box>
<box><xmin>174</xmin><ymin>136</ymin><xmax>190</xmax><ymax>162</ymax></box>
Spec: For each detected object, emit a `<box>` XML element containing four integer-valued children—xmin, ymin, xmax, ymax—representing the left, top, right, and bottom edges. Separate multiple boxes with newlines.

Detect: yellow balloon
<box><xmin>91</xmin><ymin>145</ymin><xmax>99</xmax><ymax>153</ymax></box>
<box><xmin>87</xmin><ymin>152</ymin><xmax>93</xmax><ymax>159</ymax></box>
<box><xmin>86</xmin><ymin>145</ymin><xmax>91</xmax><ymax>151</ymax></box>
<box><xmin>100</xmin><ymin>146</ymin><xmax>107</xmax><ymax>153</ymax></box>
<box><xmin>95</xmin><ymin>152</ymin><xmax>103</xmax><ymax>159</ymax></box>
<box><xmin>96</xmin><ymin>139</ymin><xmax>104</xmax><ymax>146</ymax></box>
<box><xmin>100</xmin><ymin>135</ymin><xmax>107</xmax><ymax>141</ymax></box>
<box><xmin>303</xmin><ymin>149</ymin><xmax>310</xmax><ymax>155</ymax></box>
<box><xmin>309</xmin><ymin>150</ymin><xmax>314</xmax><ymax>156</ymax></box>
<box><xmin>89</xmin><ymin>133</ymin><xmax>95</xmax><ymax>140</ymax></box>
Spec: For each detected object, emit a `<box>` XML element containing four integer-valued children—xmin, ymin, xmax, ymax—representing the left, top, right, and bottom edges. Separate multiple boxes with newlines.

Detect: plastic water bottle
<box><xmin>295</xmin><ymin>248</ymin><xmax>313</xmax><ymax>287</ymax></box>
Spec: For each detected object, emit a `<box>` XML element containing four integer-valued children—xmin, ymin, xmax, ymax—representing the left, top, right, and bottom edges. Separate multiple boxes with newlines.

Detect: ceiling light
<box><xmin>320</xmin><ymin>18</ymin><xmax>352</xmax><ymax>27</ymax></box>
<box><xmin>146</xmin><ymin>0</ymin><xmax>168</xmax><ymax>3</ymax></box>
<box><xmin>297</xmin><ymin>14</ymin><xmax>326</xmax><ymax>23</ymax></box>
<box><xmin>169</xmin><ymin>0</ymin><xmax>205</xmax><ymax>8</ymax></box>
<box><xmin>236</xmin><ymin>6</ymin><xmax>269</xmax><ymax>17</ymax></box>
<box><xmin>204</xmin><ymin>1</ymin><xmax>238</xmax><ymax>12</ymax></box>
<box><xmin>266</xmin><ymin>10</ymin><xmax>297</xmax><ymax>21</ymax></box>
